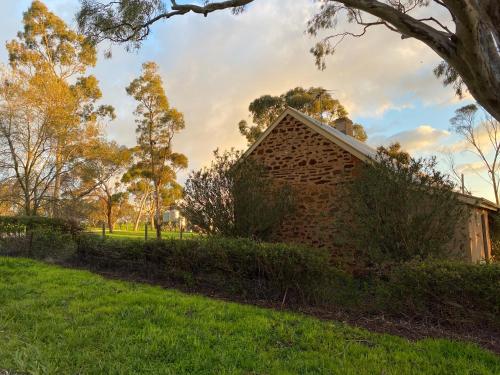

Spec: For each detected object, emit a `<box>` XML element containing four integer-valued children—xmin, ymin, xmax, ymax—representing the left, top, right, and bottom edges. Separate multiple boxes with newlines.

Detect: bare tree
<box><xmin>450</xmin><ymin>104</ymin><xmax>500</xmax><ymax>204</ymax></box>
<box><xmin>77</xmin><ymin>1</ymin><xmax>500</xmax><ymax>122</ymax></box>
<box><xmin>441</xmin><ymin>150</ymin><xmax>471</xmax><ymax>195</ymax></box>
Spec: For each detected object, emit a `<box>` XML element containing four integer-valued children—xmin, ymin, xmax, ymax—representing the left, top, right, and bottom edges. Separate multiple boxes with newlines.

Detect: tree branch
<box><xmin>332</xmin><ymin>0</ymin><xmax>456</xmax><ymax>58</ymax></box>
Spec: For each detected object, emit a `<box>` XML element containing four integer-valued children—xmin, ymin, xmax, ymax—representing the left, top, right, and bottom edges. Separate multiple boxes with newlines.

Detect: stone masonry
<box><xmin>248</xmin><ymin>114</ymin><xmax>361</xmax><ymax>252</ymax></box>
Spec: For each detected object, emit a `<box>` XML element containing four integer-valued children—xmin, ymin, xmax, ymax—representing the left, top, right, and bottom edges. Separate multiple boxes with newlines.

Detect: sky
<box><xmin>0</xmin><ymin>0</ymin><xmax>496</xmax><ymax>201</ymax></box>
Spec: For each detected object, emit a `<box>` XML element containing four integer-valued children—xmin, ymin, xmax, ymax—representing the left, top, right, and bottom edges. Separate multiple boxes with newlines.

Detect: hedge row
<box><xmin>75</xmin><ymin>235</ymin><xmax>500</xmax><ymax>330</ymax></box>
<box><xmin>0</xmin><ymin>216</ymin><xmax>81</xmax><ymax>259</ymax></box>
<box><xmin>76</xmin><ymin>235</ymin><xmax>354</xmax><ymax>304</ymax></box>
<box><xmin>0</xmin><ymin>215</ymin><xmax>81</xmax><ymax>235</ymax></box>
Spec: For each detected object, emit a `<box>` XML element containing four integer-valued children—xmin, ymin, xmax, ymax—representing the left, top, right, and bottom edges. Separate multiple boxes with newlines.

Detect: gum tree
<box><xmin>126</xmin><ymin>62</ymin><xmax>188</xmax><ymax>239</ymax></box>
<box><xmin>239</xmin><ymin>87</ymin><xmax>367</xmax><ymax>144</ymax></box>
<box><xmin>9</xmin><ymin>1</ymin><xmax>114</xmax><ymax>216</ymax></box>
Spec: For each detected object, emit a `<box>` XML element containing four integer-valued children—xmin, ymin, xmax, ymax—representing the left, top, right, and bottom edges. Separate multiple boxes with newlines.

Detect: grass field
<box><xmin>0</xmin><ymin>257</ymin><xmax>498</xmax><ymax>374</ymax></box>
<box><xmin>88</xmin><ymin>228</ymin><xmax>198</xmax><ymax>240</ymax></box>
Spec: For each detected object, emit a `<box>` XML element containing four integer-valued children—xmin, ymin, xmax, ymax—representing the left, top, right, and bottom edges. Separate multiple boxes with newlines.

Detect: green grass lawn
<box><xmin>0</xmin><ymin>257</ymin><xmax>498</xmax><ymax>374</ymax></box>
<box><xmin>88</xmin><ymin>228</ymin><xmax>198</xmax><ymax>240</ymax></box>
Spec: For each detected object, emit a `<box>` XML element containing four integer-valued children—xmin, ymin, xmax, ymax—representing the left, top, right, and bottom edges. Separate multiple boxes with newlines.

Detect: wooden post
<box><xmin>145</xmin><ymin>223</ymin><xmax>148</xmax><ymax>241</ymax></box>
<box><xmin>461</xmin><ymin>173</ymin><xmax>465</xmax><ymax>194</ymax></box>
<box><xmin>179</xmin><ymin>220</ymin><xmax>183</xmax><ymax>240</ymax></box>
<box><xmin>102</xmin><ymin>222</ymin><xmax>105</xmax><ymax>239</ymax></box>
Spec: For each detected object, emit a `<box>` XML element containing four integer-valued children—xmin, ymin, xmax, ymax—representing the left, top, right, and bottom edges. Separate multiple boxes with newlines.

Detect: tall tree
<box><xmin>0</xmin><ymin>70</ymin><xmax>56</xmax><ymax>215</ymax></box>
<box><xmin>126</xmin><ymin>62</ymin><xmax>188</xmax><ymax>239</ymax></box>
<box><xmin>77</xmin><ymin>1</ymin><xmax>500</xmax><ymax>123</ymax></box>
<box><xmin>8</xmin><ymin>0</ymin><xmax>114</xmax><ymax>216</ymax></box>
<box><xmin>450</xmin><ymin>104</ymin><xmax>500</xmax><ymax>205</ymax></box>
<box><xmin>239</xmin><ymin>87</ymin><xmax>366</xmax><ymax>144</ymax></box>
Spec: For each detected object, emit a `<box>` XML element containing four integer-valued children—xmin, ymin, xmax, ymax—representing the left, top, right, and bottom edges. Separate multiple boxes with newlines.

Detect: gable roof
<box><xmin>242</xmin><ymin>107</ymin><xmax>498</xmax><ymax>212</ymax></box>
<box><xmin>242</xmin><ymin>106</ymin><xmax>377</xmax><ymax>162</ymax></box>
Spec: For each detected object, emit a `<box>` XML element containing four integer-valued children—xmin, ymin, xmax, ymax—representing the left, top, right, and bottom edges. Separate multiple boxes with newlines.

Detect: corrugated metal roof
<box><xmin>286</xmin><ymin>107</ymin><xmax>378</xmax><ymax>160</ymax></box>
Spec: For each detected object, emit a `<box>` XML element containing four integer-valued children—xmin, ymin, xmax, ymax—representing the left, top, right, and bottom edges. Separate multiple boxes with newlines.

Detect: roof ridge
<box><xmin>285</xmin><ymin>106</ymin><xmax>378</xmax><ymax>159</ymax></box>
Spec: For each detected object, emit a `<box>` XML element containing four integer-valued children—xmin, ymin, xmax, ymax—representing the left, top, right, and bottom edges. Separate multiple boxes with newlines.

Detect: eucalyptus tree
<box><xmin>239</xmin><ymin>87</ymin><xmax>367</xmax><ymax>144</ymax></box>
<box><xmin>0</xmin><ymin>70</ymin><xmax>56</xmax><ymax>215</ymax></box>
<box><xmin>126</xmin><ymin>62</ymin><xmax>188</xmax><ymax>239</ymax></box>
<box><xmin>8</xmin><ymin>0</ymin><xmax>114</xmax><ymax>215</ymax></box>
<box><xmin>78</xmin><ymin>0</ymin><xmax>500</xmax><ymax>122</ymax></box>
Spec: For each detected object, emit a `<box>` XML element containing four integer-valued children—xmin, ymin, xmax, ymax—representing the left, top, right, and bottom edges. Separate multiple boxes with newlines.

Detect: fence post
<box><xmin>145</xmin><ymin>223</ymin><xmax>148</xmax><ymax>241</ymax></box>
<box><xmin>101</xmin><ymin>222</ymin><xmax>105</xmax><ymax>239</ymax></box>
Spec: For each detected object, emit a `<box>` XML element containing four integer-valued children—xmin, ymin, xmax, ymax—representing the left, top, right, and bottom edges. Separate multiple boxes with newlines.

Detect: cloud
<box><xmin>371</xmin><ymin>125</ymin><xmax>450</xmax><ymax>152</ymax></box>
<box><xmin>455</xmin><ymin>161</ymin><xmax>488</xmax><ymax>174</ymax></box>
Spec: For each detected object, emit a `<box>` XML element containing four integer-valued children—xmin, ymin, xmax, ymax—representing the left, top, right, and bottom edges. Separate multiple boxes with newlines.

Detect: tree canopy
<box><xmin>77</xmin><ymin>0</ymin><xmax>500</xmax><ymax>123</ymax></box>
<box><xmin>239</xmin><ymin>87</ymin><xmax>367</xmax><ymax>144</ymax></box>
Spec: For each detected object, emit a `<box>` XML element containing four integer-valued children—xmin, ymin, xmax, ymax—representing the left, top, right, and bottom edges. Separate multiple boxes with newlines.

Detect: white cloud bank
<box><xmin>371</xmin><ymin>125</ymin><xmax>450</xmax><ymax>153</ymax></box>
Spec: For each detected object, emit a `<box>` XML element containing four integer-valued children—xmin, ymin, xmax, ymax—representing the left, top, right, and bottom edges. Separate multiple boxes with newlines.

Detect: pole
<box><xmin>461</xmin><ymin>173</ymin><xmax>465</xmax><ymax>194</ymax></box>
<box><xmin>102</xmin><ymin>222</ymin><xmax>105</xmax><ymax>239</ymax></box>
<box><xmin>145</xmin><ymin>223</ymin><xmax>148</xmax><ymax>241</ymax></box>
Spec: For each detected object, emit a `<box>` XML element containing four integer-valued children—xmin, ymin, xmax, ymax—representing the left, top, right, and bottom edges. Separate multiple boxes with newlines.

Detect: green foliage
<box><xmin>77</xmin><ymin>0</ymin><xmax>165</xmax><ymax>48</ymax></box>
<box><xmin>0</xmin><ymin>215</ymin><xmax>82</xmax><ymax>235</ymax></box>
<box><xmin>336</xmin><ymin>148</ymin><xmax>465</xmax><ymax>266</ymax></box>
<box><xmin>0</xmin><ymin>216</ymin><xmax>81</xmax><ymax>259</ymax></box>
<box><xmin>2</xmin><ymin>257</ymin><xmax>498</xmax><ymax>374</ymax></box>
<box><xmin>239</xmin><ymin>86</ymin><xmax>367</xmax><ymax>144</ymax></box>
<box><xmin>489</xmin><ymin>213</ymin><xmax>500</xmax><ymax>260</ymax></box>
<box><xmin>377</xmin><ymin>261</ymin><xmax>500</xmax><ymax>327</ymax></box>
<box><xmin>182</xmin><ymin>149</ymin><xmax>295</xmax><ymax>240</ymax></box>
<box><xmin>76</xmin><ymin>235</ymin><xmax>337</xmax><ymax>304</ymax></box>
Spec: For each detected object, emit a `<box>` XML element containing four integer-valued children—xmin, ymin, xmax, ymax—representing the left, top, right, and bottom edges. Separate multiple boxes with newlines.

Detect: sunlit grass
<box><xmin>0</xmin><ymin>257</ymin><xmax>498</xmax><ymax>374</ymax></box>
<box><xmin>87</xmin><ymin>228</ymin><xmax>198</xmax><ymax>240</ymax></box>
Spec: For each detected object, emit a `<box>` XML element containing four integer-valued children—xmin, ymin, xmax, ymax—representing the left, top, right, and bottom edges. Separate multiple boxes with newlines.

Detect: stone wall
<box><xmin>248</xmin><ymin>114</ymin><xmax>361</xmax><ymax>252</ymax></box>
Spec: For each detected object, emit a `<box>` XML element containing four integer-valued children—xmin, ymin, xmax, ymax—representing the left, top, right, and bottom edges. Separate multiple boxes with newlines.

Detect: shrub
<box><xmin>181</xmin><ymin>149</ymin><xmax>295</xmax><ymax>240</ymax></box>
<box><xmin>489</xmin><ymin>212</ymin><xmax>500</xmax><ymax>260</ymax></box>
<box><xmin>375</xmin><ymin>261</ymin><xmax>500</xmax><ymax>328</ymax></box>
<box><xmin>335</xmin><ymin>146</ymin><xmax>465</xmax><ymax>267</ymax></box>
<box><xmin>0</xmin><ymin>216</ymin><xmax>81</xmax><ymax>260</ymax></box>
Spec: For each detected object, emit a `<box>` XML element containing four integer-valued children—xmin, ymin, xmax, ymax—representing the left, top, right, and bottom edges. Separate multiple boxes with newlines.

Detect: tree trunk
<box><xmin>154</xmin><ymin>184</ymin><xmax>162</xmax><ymax>239</ymax></box>
<box><xmin>149</xmin><ymin>203</ymin><xmax>155</xmax><ymax>230</ymax></box>
<box><xmin>133</xmin><ymin>194</ymin><xmax>147</xmax><ymax>231</ymax></box>
<box><xmin>52</xmin><ymin>144</ymin><xmax>63</xmax><ymax>217</ymax></box>
<box><xmin>491</xmin><ymin>173</ymin><xmax>499</xmax><ymax>205</ymax></box>
<box><xmin>449</xmin><ymin>0</ymin><xmax>500</xmax><ymax>122</ymax></box>
<box><xmin>107</xmin><ymin>201</ymin><xmax>114</xmax><ymax>233</ymax></box>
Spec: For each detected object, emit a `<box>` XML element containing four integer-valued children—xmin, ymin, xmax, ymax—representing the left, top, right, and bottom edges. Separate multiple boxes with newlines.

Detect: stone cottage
<box><xmin>242</xmin><ymin>106</ymin><xmax>497</xmax><ymax>262</ymax></box>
